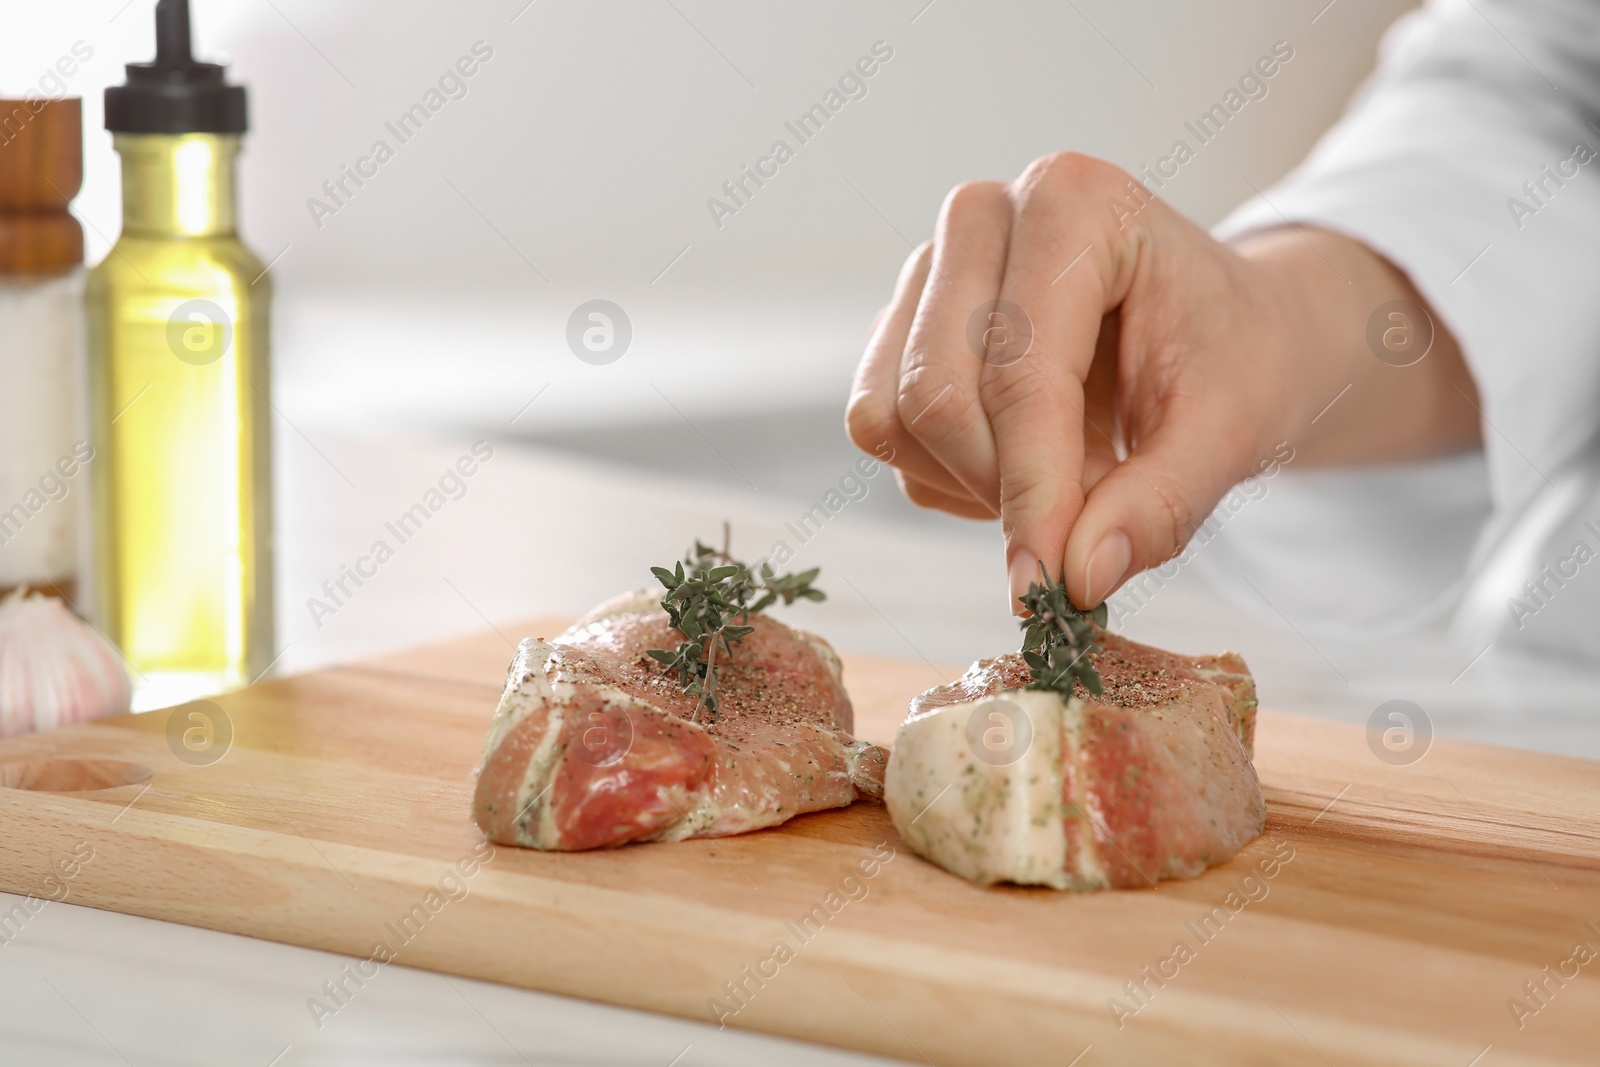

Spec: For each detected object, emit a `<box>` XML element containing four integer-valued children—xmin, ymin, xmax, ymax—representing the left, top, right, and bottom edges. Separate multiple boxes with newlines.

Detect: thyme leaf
<box><xmin>1017</xmin><ymin>563</ymin><xmax>1106</xmax><ymax>699</ymax></box>
<box><xmin>646</xmin><ymin>524</ymin><xmax>824</xmax><ymax>721</ymax></box>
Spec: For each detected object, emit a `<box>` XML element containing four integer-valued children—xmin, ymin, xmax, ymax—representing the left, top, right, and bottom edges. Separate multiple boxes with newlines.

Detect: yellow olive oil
<box><xmin>88</xmin><ymin>2</ymin><xmax>272</xmax><ymax>710</ymax></box>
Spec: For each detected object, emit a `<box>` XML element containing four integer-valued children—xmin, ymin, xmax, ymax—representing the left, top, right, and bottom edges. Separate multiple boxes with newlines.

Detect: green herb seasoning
<box><xmin>646</xmin><ymin>526</ymin><xmax>824</xmax><ymax>721</ymax></box>
<box><xmin>1017</xmin><ymin>564</ymin><xmax>1106</xmax><ymax>699</ymax></box>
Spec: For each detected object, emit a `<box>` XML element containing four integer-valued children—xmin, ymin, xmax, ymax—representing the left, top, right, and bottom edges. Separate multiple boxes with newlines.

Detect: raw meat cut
<box><xmin>885</xmin><ymin>631</ymin><xmax>1264</xmax><ymax>890</ymax></box>
<box><xmin>474</xmin><ymin>589</ymin><xmax>888</xmax><ymax>850</ymax></box>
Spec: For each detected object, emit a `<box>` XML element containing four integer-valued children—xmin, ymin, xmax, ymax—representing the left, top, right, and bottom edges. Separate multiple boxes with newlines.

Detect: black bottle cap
<box><xmin>105</xmin><ymin>0</ymin><xmax>247</xmax><ymax>134</ymax></box>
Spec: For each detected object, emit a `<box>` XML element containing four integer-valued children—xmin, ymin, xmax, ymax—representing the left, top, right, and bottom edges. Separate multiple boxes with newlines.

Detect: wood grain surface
<box><xmin>1</xmin><ymin>617</ymin><xmax>1596</xmax><ymax>1066</ymax></box>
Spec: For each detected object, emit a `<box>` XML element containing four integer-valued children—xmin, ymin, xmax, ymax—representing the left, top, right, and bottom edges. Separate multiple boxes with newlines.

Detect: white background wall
<box><xmin>5</xmin><ymin>0</ymin><xmax>1416</xmax><ymax>431</ymax></box>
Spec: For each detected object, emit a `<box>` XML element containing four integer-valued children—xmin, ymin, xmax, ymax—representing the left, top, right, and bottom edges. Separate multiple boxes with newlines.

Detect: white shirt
<box><xmin>1204</xmin><ymin>0</ymin><xmax>1600</xmax><ymax>663</ymax></box>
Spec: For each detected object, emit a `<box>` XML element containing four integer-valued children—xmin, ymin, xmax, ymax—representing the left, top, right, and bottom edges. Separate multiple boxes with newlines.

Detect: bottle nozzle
<box><xmin>104</xmin><ymin>0</ymin><xmax>247</xmax><ymax>134</ymax></box>
<box><xmin>154</xmin><ymin>0</ymin><xmax>194</xmax><ymax>67</ymax></box>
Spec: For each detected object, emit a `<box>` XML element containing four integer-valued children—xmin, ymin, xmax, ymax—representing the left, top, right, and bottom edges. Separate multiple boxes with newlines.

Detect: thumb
<box><xmin>1061</xmin><ymin>414</ymin><xmax>1253</xmax><ymax>609</ymax></box>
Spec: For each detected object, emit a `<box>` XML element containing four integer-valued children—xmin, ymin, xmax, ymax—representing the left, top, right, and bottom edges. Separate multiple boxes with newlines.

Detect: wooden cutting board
<box><xmin>1</xmin><ymin>619</ymin><xmax>1596</xmax><ymax>1066</ymax></box>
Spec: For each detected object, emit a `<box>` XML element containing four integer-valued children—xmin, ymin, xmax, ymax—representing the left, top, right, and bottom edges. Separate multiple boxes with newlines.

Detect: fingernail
<box><xmin>1082</xmin><ymin>531</ymin><xmax>1132</xmax><ymax>607</ymax></box>
<box><xmin>1007</xmin><ymin>548</ymin><xmax>1038</xmax><ymax>614</ymax></box>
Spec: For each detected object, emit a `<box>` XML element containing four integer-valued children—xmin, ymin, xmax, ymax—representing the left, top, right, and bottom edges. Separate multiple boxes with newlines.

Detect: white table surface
<box><xmin>6</xmin><ymin>429</ymin><xmax>1597</xmax><ymax>1066</ymax></box>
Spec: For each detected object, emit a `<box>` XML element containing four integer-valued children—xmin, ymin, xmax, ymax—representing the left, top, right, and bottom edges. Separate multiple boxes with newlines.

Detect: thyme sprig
<box><xmin>1018</xmin><ymin>563</ymin><xmax>1106</xmax><ymax>699</ymax></box>
<box><xmin>646</xmin><ymin>526</ymin><xmax>824</xmax><ymax>721</ymax></box>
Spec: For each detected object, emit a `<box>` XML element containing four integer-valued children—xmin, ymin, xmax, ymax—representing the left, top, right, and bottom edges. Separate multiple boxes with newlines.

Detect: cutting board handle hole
<box><xmin>0</xmin><ymin>758</ymin><xmax>154</xmax><ymax>792</ymax></box>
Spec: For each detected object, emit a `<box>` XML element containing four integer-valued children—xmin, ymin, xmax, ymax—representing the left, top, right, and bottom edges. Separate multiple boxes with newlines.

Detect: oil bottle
<box><xmin>87</xmin><ymin>0</ymin><xmax>273</xmax><ymax>710</ymax></box>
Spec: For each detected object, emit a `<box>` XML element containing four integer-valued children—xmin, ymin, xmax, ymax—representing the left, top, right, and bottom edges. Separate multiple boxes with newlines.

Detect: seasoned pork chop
<box><xmin>885</xmin><ymin>632</ymin><xmax>1264</xmax><ymax>890</ymax></box>
<box><xmin>474</xmin><ymin>590</ymin><xmax>887</xmax><ymax>850</ymax></box>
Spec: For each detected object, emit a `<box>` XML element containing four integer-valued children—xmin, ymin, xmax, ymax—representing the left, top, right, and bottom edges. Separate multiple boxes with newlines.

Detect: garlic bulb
<box><xmin>0</xmin><ymin>589</ymin><xmax>131</xmax><ymax>738</ymax></box>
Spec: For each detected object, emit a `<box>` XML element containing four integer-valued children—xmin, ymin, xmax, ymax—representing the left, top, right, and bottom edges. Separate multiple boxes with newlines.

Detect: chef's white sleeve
<box><xmin>1214</xmin><ymin>0</ymin><xmax>1600</xmax><ymax>517</ymax></box>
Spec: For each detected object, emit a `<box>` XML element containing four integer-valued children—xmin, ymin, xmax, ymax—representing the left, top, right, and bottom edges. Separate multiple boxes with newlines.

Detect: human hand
<box><xmin>845</xmin><ymin>152</ymin><xmax>1477</xmax><ymax>611</ymax></box>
